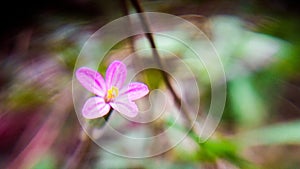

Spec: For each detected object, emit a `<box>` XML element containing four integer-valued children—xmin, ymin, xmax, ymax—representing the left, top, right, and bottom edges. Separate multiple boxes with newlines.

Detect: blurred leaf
<box><xmin>5</xmin><ymin>86</ymin><xmax>48</xmax><ymax>111</ymax></box>
<box><xmin>32</xmin><ymin>155</ymin><xmax>56</xmax><ymax>169</ymax></box>
<box><xmin>211</xmin><ymin>16</ymin><xmax>287</xmax><ymax>81</ymax></box>
<box><xmin>237</xmin><ymin>120</ymin><xmax>300</xmax><ymax>146</ymax></box>
<box><xmin>58</xmin><ymin>46</ymin><xmax>79</xmax><ymax>70</ymax></box>
<box><xmin>143</xmin><ymin>68</ymin><xmax>164</xmax><ymax>90</ymax></box>
<box><xmin>165</xmin><ymin>117</ymin><xmax>256</xmax><ymax>169</ymax></box>
<box><xmin>198</xmin><ymin>139</ymin><xmax>257</xmax><ymax>169</ymax></box>
<box><xmin>229</xmin><ymin>75</ymin><xmax>267</xmax><ymax>127</ymax></box>
<box><xmin>271</xmin><ymin>44</ymin><xmax>300</xmax><ymax>78</ymax></box>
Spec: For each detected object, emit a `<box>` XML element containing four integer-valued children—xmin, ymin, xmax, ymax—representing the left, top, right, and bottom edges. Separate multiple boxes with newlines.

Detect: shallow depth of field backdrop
<box><xmin>1</xmin><ymin>0</ymin><xmax>300</xmax><ymax>169</ymax></box>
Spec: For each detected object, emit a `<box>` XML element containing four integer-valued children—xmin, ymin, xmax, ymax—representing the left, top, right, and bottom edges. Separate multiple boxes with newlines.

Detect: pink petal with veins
<box><xmin>76</xmin><ymin>67</ymin><xmax>106</xmax><ymax>97</ymax></box>
<box><xmin>121</xmin><ymin>82</ymin><xmax>149</xmax><ymax>101</ymax></box>
<box><xmin>82</xmin><ymin>97</ymin><xmax>110</xmax><ymax>119</ymax></box>
<box><xmin>110</xmin><ymin>98</ymin><xmax>138</xmax><ymax>117</ymax></box>
<box><xmin>105</xmin><ymin>61</ymin><xmax>127</xmax><ymax>89</ymax></box>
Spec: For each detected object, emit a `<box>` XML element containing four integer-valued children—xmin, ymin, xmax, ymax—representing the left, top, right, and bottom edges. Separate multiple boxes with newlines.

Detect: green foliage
<box><xmin>165</xmin><ymin>117</ymin><xmax>257</xmax><ymax>168</ymax></box>
<box><xmin>237</xmin><ymin>120</ymin><xmax>300</xmax><ymax>146</ymax></box>
<box><xmin>142</xmin><ymin>68</ymin><xmax>164</xmax><ymax>90</ymax></box>
<box><xmin>32</xmin><ymin>155</ymin><xmax>56</xmax><ymax>169</ymax></box>
<box><xmin>5</xmin><ymin>86</ymin><xmax>48</xmax><ymax>111</ymax></box>
<box><xmin>229</xmin><ymin>75</ymin><xmax>267</xmax><ymax>128</ymax></box>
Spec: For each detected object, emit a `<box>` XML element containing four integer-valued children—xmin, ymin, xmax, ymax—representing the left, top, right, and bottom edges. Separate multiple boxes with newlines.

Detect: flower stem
<box><xmin>103</xmin><ymin>108</ymin><xmax>114</xmax><ymax>121</ymax></box>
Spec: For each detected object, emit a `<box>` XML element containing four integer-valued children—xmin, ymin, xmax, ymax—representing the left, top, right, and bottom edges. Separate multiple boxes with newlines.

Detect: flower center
<box><xmin>105</xmin><ymin>86</ymin><xmax>119</xmax><ymax>102</ymax></box>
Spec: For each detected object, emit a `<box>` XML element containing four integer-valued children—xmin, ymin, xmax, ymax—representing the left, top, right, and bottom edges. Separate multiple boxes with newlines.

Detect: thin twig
<box><xmin>130</xmin><ymin>0</ymin><xmax>195</xmax><ymax>124</ymax></box>
<box><xmin>121</xmin><ymin>0</ymin><xmax>138</xmax><ymax>56</ymax></box>
<box><xmin>120</xmin><ymin>0</ymin><xmax>147</xmax><ymax>81</ymax></box>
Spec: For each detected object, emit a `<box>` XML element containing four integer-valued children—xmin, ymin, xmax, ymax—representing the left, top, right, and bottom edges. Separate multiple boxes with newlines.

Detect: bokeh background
<box><xmin>1</xmin><ymin>0</ymin><xmax>300</xmax><ymax>168</ymax></box>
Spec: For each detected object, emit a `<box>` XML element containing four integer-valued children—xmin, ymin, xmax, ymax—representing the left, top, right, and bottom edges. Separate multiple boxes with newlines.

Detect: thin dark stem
<box><xmin>120</xmin><ymin>0</ymin><xmax>137</xmax><ymax>54</ymax></box>
<box><xmin>121</xmin><ymin>0</ymin><xmax>147</xmax><ymax>83</ymax></box>
<box><xmin>130</xmin><ymin>0</ymin><xmax>194</xmax><ymax>124</ymax></box>
<box><xmin>104</xmin><ymin>108</ymin><xmax>114</xmax><ymax>121</ymax></box>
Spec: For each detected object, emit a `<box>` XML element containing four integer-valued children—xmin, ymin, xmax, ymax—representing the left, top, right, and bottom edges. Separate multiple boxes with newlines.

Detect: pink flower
<box><xmin>76</xmin><ymin>61</ymin><xmax>149</xmax><ymax>119</ymax></box>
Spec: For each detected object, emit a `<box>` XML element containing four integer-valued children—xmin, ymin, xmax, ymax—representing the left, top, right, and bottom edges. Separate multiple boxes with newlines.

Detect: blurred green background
<box><xmin>0</xmin><ymin>0</ymin><xmax>299</xmax><ymax>169</ymax></box>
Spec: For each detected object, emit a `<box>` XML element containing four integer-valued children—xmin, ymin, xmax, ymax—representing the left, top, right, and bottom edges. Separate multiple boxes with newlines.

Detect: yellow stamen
<box><xmin>106</xmin><ymin>86</ymin><xmax>119</xmax><ymax>102</ymax></box>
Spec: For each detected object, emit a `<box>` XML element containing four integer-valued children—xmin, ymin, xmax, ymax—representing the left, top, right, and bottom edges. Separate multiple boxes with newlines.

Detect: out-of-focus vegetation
<box><xmin>0</xmin><ymin>0</ymin><xmax>300</xmax><ymax>169</ymax></box>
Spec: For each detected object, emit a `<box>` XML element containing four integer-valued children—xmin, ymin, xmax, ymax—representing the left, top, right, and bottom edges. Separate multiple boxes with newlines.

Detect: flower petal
<box><xmin>121</xmin><ymin>82</ymin><xmax>149</xmax><ymax>101</ymax></box>
<box><xmin>76</xmin><ymin>67</ymin><xmax>106</xmax><ymax>97</ymax></box>
<box><xmin>110</xmin><ymin>98</ymin><xmax>138</xmax><ymax>118</ymax></box>
<box><xmin>105</xmin><ymin>61</ymin><xmax>127</xmax><ymax>89</ymax></box>
<box><xmin>82</xmin><ymin>97</ymin><xmax>110</xmax><ymax>119</ymax></box>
